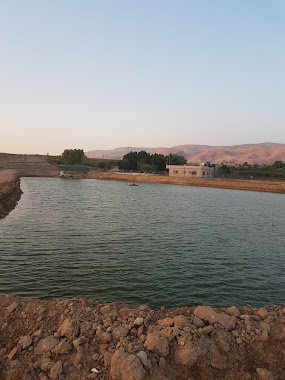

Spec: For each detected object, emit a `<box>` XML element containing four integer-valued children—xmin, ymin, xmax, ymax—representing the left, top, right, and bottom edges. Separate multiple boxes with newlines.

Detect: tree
<box><xmin>122</xmin><ymin>151</ymin><xmax>138</xmax><ymax>170</ymax></box>
<box><xmin>166</xmin><ymin>154</ymin><xmax>187</xmax><ymax>165</ymax></box>
<box><xmin>137</xmin><ymin>162</ymin><xmax>152</xmax><ymax>173</ymax></box>
<box><xmin>118</xmin><ymin>159</ymin><xmax>130</xmax><ymax>170</ymax></box>
<box><xmin>137</xmin><ymin>151</ymin><xmax>151</xmax><ymax>165</ymax></box>
<box><xmin>151</xmin><ymin>154</ymin><xmax>166</xmax><ymax>171</ymax></box>
<box><xmin>273</xmin><ymin>160</ymin><xmax>284</xmax><ymax>169</ymax></box>
<box><xmin>61</xmin><ymin>149</ymin><xmax>85</xmax><ymax>164</ymax></box>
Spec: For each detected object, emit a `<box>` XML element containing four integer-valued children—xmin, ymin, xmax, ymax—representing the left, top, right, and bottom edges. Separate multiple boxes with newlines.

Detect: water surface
<box><xmin>0</xmin><ymin>178</ymin><xmax>284</xmax><ymax>308</ymax></box>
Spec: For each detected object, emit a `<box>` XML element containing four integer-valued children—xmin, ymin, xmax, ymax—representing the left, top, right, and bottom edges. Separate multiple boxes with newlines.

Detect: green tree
<box><xmin>61</xmin><ymin>149</ymin><xmax>85</xmax><ymax>164</ymax></box>
<box><xmin>166</xmin><ymin>153</ymin><xmax>187</xmax><ymax>165</ymax></box>
<box><xmin>137</xmin><ymin>162</ymin><xmax>152</xmax><ymax>173</ymax></box>
<box><xmin>137</xmin><ymin>151</ymin><xmax>151</xmax><ymax>164</ymax></box>
<box><xmin>151</xmin><ymin>153</ymin><xmax>166</xmax><ymax>171</ymax></box>
<box><xmin>122</xmin><ymin>151</ymin><xmax>138</xmax><ymax>170</ymax></box>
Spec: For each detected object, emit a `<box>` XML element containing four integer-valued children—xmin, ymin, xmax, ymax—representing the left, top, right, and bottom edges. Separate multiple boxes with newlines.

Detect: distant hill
<box><xmin>86</xmin><ymin>143</ymin><xmax>285</xmax><ymax>165</ymax></box>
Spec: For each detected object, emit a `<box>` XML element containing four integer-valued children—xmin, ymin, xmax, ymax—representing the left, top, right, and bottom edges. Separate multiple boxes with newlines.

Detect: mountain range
<box><xmin>86</xmin><ymin>143</ymin><xmax>285</xmax><ymax>165</ymax></box>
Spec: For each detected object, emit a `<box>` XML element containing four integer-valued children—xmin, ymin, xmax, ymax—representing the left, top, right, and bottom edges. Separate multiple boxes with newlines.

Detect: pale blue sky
<box><xmin>1</xmin><ymin>0</ymin><xmax>284</xmax><ymax>154</ymax></box>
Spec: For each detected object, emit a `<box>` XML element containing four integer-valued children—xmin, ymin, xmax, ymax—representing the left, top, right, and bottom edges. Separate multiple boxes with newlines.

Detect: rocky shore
<box><xmin>0</xmin><ymin>170</ymin><xmax>22</xmax><ymax>219</ymax></box>
<box><xmin>0</xmin><ymin>296</ymin><xmax>284</xmax><ymax>380</ymax></box>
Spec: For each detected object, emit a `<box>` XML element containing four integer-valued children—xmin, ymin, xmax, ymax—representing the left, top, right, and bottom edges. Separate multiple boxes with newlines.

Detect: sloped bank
<box><xmin>0</xmin><ymin>171</ymin><xmax>22</xmax><ymax>219</ymax></box>
<box><xmin>0</xmin><ymin>296</ymin><xmax>284</xmax><ymax>380</ymax></box>
<box><xmin>86</xmin><ymin>171</ymin><xmax>285</xmax><ymax>195</ymax></box>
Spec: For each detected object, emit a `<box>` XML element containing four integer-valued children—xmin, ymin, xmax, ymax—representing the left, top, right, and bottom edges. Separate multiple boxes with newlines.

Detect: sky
<box><xmin>0</xmin><ymin>0</ymin><xmax>284</xmax><ymax>155</ymax></box>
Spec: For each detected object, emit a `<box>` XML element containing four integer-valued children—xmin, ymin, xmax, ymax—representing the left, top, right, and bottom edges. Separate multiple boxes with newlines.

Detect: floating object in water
<box><xmin>128</xmin><ymin>182</ymin><xmax>138</xmax><ymax>186</ymax></box>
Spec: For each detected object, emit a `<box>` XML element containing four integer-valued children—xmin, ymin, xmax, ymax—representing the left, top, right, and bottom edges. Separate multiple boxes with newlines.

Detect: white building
<box><xmin>166</xmin><ymin>164</ymin><xmax>214</xmax><ymax>178</ymax></box>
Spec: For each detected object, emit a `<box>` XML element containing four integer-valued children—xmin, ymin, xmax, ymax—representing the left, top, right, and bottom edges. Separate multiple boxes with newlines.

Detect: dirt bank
<box><xmin>86</xmin><ymin>171</ymin><xmax>285</xmax><ymax>195</ymax></box>
<box><xmin>0</xmin><ymin>153</ymin><xmax>59</xmax><ymax>177</ymax></box>
<box><xmin>0</xmin><ymin>295</ymin><xmax>284</xmax><ymax>380</ymax></box>
<box><xmin>0</xmin><ymin>170</ymin><xmax>22</xmax><ymax>219</ymax></box>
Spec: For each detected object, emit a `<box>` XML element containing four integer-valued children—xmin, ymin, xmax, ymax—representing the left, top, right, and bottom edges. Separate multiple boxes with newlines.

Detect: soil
<box><xmin>0</xmin><ymin>296</ymin><xmax>284</xmax><ymax>380</ymax></box>
<box><xmin>0</xmin><ymin>170</ymin><xmax>22</xmax><ymax>219</ymax></box>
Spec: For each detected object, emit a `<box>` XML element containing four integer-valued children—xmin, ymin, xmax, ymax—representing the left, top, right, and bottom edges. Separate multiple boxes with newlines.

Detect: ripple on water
<box><xmin>0</xmin><ymin>178</ymin><xmax>284</xmax><ymax>308</ymax></box>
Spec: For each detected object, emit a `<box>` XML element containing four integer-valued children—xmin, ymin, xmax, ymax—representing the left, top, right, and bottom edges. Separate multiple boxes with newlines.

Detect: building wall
<box><xmin>166</xmin><ymin>165</ymin><xmax>214</xmax><ymax>178</ymax></box>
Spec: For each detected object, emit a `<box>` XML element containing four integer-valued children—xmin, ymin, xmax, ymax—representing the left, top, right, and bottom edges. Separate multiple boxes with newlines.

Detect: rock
<box><xmin>159</xmin><ymin>357</ymin><xmax>166</xmax><ymax>369</ymax></box>
<box><xmin>257</xmin><ymin>308</ymin><xmax>269</xmax><ymax>320</ymax></box>
<box><xmin>8</xmin><ymin>347</ymin><xmax>17</xmax><ymax>361</ymax></box>
<box><xmin>174</xmin><ymin>342</ymin><xmax>198</xmax><ymax>367</ymax></box>
<box><xmin>227</xmin><ymin>306</ymin><xmax>240</xmax><ymax>317</ymax></box>
<box><xmin>92</xmin><ymin>353</ymin><xmax>99</xmax><ymax>361</ymax></box>
<box><xmin>256</xmin><ymin>367</ymin><xmax>275</xmax><ymax>380</ymax></box>
<box><xmin>72</xmin><ymin>346</ymin><xmax>84</xmax><ymax>367</ymax></box>
<box><xmin>53</xmin><ymin>340</ymin><xmax>73</xmax><ymax>354</ymax></box>
<box><xmin>73</xmin><ymin>336</ymin><xmax>87</xmax><ymax>348</ymax></box>
<box><xmin>58</xmin><ymin>318</ymin><xmax>80</xmax><ymax>339</ymax></box>
<box><xmin>34</xmin><ymin>356</ymin><xmax>53</xmax><ymax>372</ymax></box>
<box><xmin>260</xmin><ymin>321</ymin><xmax>271</xmax><ymax>333</ymax></box>
<box><xmin>134</xmin><ymin>317</ymin><xmax>144</xmax><ymax>326</ymax></box>
<box><xmin>136</xmin><ymin>351</ymin><xmax>148</xmax><ymax>367</ymax></box>
<box><xmin>160</xmin><ymin>327</ymin><xmax>173</xmax><ymax>339</ymax></box>
<box><xmin>96</xmin><ymin>330</ymin><xmax>111</xmax><ymax>343</ymax></box>
<box><xmin>202</xmin><ymin>325</ymin><xmax>214</xmax><ymax>335</ymax></box>
<box><xmin>209</xmin><ymin>343</ymin><xmax>227</xmax><ymax>370</ymax></box>
<box><xmin>137</xmin><ymin>325</ymin><xmax>144</xmax><ymax>337</ymax></box>
<box><xmin>5</xmin><ymin>302</ymin><xmax>19</xmax><ymax>318</ymax></box>
<box><xmin>104</xmin><ymin>351</ymin><xmax>112</xmax><ymax>367</ymax></box>
<box><xmin>10</xmin><ymin>359</ymin><xmax>21</xmax><ymax>368</ymax></box>
<box><xmin>172</xmin><ymin>327</ymin><xmax>181</xmax><ymax>337</ymax></box>
<box><xmin>19</xmin><ymin>335</ymin><xmax>32</xmax><ymax>349</ymax></box>
<box><xmin>194</xmin><ymin>306</ymin><xmax>217</xmax><ymax>324</ymax></box>
<box><xmin>112</xmin><ymin>326</ymin><xmax>129</xmax><ymax>341</ymax></box>
<box><xmin>157</xmin><ymin>318</ymin><xmax>173</xmax><ymax>328</ymax></box>
<box><xmin>193</xmin><ymin>316</ymin><xmax>205</xmax><ymax>327</ymax></box>
<box><xmin>35</xmin><ymin>336</ymin><xmax>59</xmax><ymax>355</ymax></box>
<box><xmin>194</xmin><ymin>306</ymin><xmax>236</xmax><ymax>330</ymax></box>
<box><xmin>50</xmin><ymin>360</ymin><xmax>63</xmax><ymax>380</ymax></box>
<box><xmin>144</xmin><ymin>329</ymin><xmax>169</xmax><ymax>357</ymax></box>
<box><xmin>111</xmin><ymin>350</ymin><xmax>146</xmax><ymax>380</ymax></box>
<box><xmin>101</xmin><ymin>304</ymin><xmax>112</xmax><ymax>316</ymax></box>
<box><xmin>173</xmin><ymin>315</ymin><xmax>190</xmax><ymax>328</ymax></box>
<box><xmin>256</xmin><ymin>330</ymin><xmax>269</xmax><ymax>342</ymax></box>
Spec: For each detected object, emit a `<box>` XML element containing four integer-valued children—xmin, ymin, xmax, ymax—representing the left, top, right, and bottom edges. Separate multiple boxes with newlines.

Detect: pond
<box><xmin>0</xmin><ymin>178</ymin><xmax>284</xmax><ymax>308</ymax></box>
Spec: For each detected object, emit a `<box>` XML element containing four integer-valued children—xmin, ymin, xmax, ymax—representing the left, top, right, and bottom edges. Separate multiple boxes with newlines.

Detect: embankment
<box><xmin>0</xmin><ymin>153</ymin><xmax>59</xmax><ymax>178</ymax></box>
<box><xmin>86</xmin><ymin>171</ymin><xmax>285</xmax><ymax>195</ymax></box>
<box><xmin>0</xmin><ymin>295</ymin><xmax>284</xmax><ymax>380</ymax></box>
<box><xmin>0</xmin><ymin>170</ymin><xmax>22</xmax><ymax>219</ymax></box>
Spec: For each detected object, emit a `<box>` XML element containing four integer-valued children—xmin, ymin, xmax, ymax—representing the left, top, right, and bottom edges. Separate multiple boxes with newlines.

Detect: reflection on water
<box><xmin>0</xmin><ymin>178</ymin><xmax>284</xmax><ymax>308</ymax></box>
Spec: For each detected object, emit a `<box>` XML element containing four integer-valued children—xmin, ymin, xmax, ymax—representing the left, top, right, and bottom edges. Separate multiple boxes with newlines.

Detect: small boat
<box><xmin>128</xmin><ymin>182</ymin><xmax>138</xmax><ymax>186</ymax></box>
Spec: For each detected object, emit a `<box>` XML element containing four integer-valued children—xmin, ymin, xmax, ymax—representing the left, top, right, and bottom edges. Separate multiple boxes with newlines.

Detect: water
<box><xmin>0</xmin><ymin>177</ymin><xmax>284</xmax><ymax>308</ymax></box>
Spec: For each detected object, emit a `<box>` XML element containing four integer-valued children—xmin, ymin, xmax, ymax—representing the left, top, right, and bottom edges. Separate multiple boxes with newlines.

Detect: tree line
<box><xmin>118</xmin><ymin>151</ymin><xmax>187</xmax><ymax>172</ymax></box>
<box><xmin>217</xmin><ymin>161</ymin><xmax>285</xmax><ymax>179</ymax></box>
<box><xmin>57</xmin><ymin>149</ymin><xmax>187</xmax><ymax>173</ymax></box>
